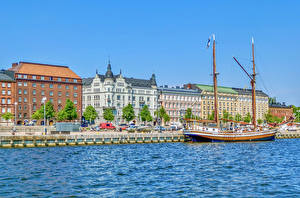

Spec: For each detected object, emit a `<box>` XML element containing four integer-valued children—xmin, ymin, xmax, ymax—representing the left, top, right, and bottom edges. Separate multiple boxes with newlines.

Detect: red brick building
<box><xmin>8</xmin><ymin>62</ymin><xmax>82</xmax><ymax>125</ymax></box>
<box><xmin>269</xmin><ymin>103</ymin><xmax>293</xmax><ymax>120</ymax></box>
<box><xmin>0</xmin><ymin>70</ymin><xmax>16</xmax><ymax>125</ymax></box>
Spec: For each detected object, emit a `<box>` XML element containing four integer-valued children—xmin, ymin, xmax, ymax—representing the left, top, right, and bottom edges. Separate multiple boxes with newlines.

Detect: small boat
<box><xmin>184</xmin><ymin>35</ymin><xmax>277</xmax><ymax>142</ymax></box>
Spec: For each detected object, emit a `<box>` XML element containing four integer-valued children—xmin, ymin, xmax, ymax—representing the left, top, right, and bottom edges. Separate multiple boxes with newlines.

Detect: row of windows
<box><xmin>1</xmin><ymin>90</ymin><xmax>12</xmax><ymax>95</ymax></box>
<box><xmin>17</xmin><ymin>82</ymin><xmax>78</xmax><ymax>90</ymax></box>
<box><xmin>1</xmin><ymin>98</ymin><xmax>12</xmax><ymax>104</ymax></box>
<box><xmin>17</xmin><ymin>74</ymin><xmax>78</xmax><ymax>83</ymax></box>
<box><xmin>1</xmin><ymin>83</ymin><xmax>12</xmax><ymax>88</ymax></box>
<box><xmin>18</xmin><ymin>89</ymin><xmax>78</xmax><ymax>97</ymax></box>
<box><xmin>162</xmin><ymin>95</ymin><xmax>200</xmax><ymax>101</ymax></box>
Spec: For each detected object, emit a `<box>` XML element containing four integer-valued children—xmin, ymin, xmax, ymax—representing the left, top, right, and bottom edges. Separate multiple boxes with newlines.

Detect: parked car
<box><xmin>99</xmin><ymin>123</ymin><xmax>116</xmax><ymax>130</ymax></box>
<box><xmin>154</xmin><ymin>126</ymin><xmax>166</xmax><ymax>131</ymax></box>
<box><xmin>119</xmin><ymin>124</ymin><xmax>128</xmax><ymax>130</ymax></box>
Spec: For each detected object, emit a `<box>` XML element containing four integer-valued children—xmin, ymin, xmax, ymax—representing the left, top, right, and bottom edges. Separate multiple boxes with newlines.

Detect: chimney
<box><xmin>12</xmin><ymin>63</ymin><xmax>18</xmax><ymax>68</ymax></box>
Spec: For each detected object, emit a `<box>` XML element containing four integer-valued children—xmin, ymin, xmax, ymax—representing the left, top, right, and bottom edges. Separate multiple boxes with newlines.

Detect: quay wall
<box><xmin>276</xmin><ymin>130</ymin><xmax>300</xmax><ymax>139</ymax></box>
<box><xmin>0</xmin><ymin>132</ymin><xmax>185</xmax><ymax>148</ymax></box>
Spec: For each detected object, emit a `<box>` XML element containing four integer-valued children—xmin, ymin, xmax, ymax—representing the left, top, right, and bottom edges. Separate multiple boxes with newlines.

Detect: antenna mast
<box><xmin>213</xmin><ymin>34</ymin><xmax>219</xmax><ymax>127</ymax></box>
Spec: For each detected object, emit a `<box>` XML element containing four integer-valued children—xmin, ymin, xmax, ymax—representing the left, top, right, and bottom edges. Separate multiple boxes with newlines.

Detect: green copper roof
<box><xmin>196</xmin><ymin>84</ymin><xmax>238</xmax><ymax>94</ymax></box>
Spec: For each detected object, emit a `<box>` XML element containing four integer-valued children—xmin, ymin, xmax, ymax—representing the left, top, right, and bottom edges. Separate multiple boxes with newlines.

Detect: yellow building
<box><xmin>185</xmin><ymin>84</ymin><xmax>268</xmax><ymax>121</ymax></box>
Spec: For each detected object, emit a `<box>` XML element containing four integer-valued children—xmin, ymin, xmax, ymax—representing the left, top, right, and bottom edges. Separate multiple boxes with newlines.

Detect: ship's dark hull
<box><xmin>184</xmin><ymin>131</ymin><xmax>276</xmax><ymax>143</ymax></box>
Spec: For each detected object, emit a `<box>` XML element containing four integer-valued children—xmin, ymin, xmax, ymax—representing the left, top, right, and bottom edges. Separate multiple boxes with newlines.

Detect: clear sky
<box><xmin>0</xmin><ymin>0</ymin><xmax>299</xmax><ymax>106</ymax></box>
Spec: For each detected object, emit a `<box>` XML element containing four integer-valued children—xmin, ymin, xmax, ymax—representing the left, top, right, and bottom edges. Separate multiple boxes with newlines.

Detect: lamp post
<box><xmin>41</xmin><ymin>97</ymin><xmax>47</xmax><ymax>135</ymax></box>
<box><xmin>14</xmin><ymin>102</ymin><xmax>17</xmax><ymax>132</ymax></box>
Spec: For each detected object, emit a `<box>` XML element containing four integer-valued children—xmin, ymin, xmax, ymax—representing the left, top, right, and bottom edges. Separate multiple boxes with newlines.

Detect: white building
<box><xmin>82</xmin><ymin>62</ymin><xmax>158</xmax><ymax>125</ymax></box>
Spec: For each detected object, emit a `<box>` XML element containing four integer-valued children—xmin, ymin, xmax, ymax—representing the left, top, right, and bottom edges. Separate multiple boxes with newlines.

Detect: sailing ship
<box><xmin>184</xmin><ymin>35</ymin><xmax>277</xmax><ymax>142</ymax></box>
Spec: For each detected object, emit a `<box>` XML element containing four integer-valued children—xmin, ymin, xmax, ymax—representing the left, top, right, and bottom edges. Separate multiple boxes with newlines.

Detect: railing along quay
<box><xmin>0</xmin><ymin>132</ymin><xmax>185</xmax><ymax>148</ymax></box>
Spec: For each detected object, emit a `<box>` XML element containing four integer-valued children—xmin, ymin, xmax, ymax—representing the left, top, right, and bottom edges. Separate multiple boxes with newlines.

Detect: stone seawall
<box><xmin>0</xmin><ymin>132</ymin><xmax>185</xmax><ymax>148</ymax></box>
<box><xmin>276</xmin><ymin>130</ymin><xmax>300</xmax><ymax>139</ymax></box>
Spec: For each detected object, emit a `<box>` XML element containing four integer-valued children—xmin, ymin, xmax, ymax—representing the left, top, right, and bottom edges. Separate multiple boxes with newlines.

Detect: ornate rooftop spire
<box><xmin>150</xmin><ymin>73</ymin><xmax>157</xmax><ymax>86</ymax></box>
<box><xmin>105</xmin><ymin>62</ymin><xmax>113</xmax><ymax>78</ymax></box>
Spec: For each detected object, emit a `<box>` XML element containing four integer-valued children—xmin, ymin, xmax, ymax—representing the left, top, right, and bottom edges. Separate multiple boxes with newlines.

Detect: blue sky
<box><xmin>0</xmin><ymin>0</ymin><xmax>299</xmax><ymax>106</ymax></box>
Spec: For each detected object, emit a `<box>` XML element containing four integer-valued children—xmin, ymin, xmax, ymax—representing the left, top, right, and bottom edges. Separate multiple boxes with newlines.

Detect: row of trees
<box><xmin>84</xmin><ymin>104</ymin><xmax>170</xmax><ymax>125</ymax></box>
<box><xmin>184</xmin><ymin>108</ymin><xmax>285</xmax><ymax>124</ymax></box>
<box><xmin>31</xmin><ymin>99</ymin><xmax>78</xmax><ymax>123</ymax></box>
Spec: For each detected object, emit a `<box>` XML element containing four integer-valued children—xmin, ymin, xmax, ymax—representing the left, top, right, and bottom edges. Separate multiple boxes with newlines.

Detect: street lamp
<box><xmin>41</xmin><ymin>97</ymin><xmax>47</xmax><ymax>135</ymax></box>
<box><xmin>14</xmin><ymin>102</ymin><xmax>18</xmax><ymax>132</ymax></box>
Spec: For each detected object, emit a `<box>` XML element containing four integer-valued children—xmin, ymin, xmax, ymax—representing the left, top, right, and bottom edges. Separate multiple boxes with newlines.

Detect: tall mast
<box><xmin>213</xmin><ymin>34</ymin><xmax>219</xmax><ymax>127</ymax></box>
<box><xmin>251</xmin><ymin>37</ymin><xmax>257</xmax><ymax>129</ymax></box>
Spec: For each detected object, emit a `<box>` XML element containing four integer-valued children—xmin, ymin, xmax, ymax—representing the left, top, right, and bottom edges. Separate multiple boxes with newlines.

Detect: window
<box><xmin>24</xmin><ymin>90</ymin><xmax>27</xmax><ymax>95</ymax></box>
<box><xmin>24</xmin><ymin>105</ymin><xmax>27</xmax><ymax>110</ymax></box>
<box><xmin>66</xmin><ymin>92</ymin><xmax>69</xmax><ymax>97</ymax></box>
<box><xmin>2</xmin><ymin>90</ymin><xmax>5</xmax><ymax>95</ymax></box>
<box><xmin>18</xmin><ymin>82</ymin><xmax>22</xmax><ymax>86</ymax></box>
<box><xmin>74</xmin><ymin>79</ymin><xmax>77</xmax><ymax>83</ymax></box>
<box><xmin>65</xmin><ymin>78</ymin><xmax>69</xmax><ymax>82</ymax></box>
<box><xmin>50</xmin><ymin>98</ymin><xmax>53</xmax><ymax>103</ymax></box>
<box><xmin>18</xmin><ymin>89</ymin><xmax>22</xmax><ymax>94</ymax></box>
<box><xmin>49</xmin><ymin>84</ymin><xmax>53</xmax><ymax>88</ymax></box>
<box><xmin>41</xmin><ymin>76</ymin><xmax>45</xmax><ymax>80</ymax></box>
<box><xmin>58</xmin><ymin>77</ymin><xmax>61</xmax><ymax>81</ymax></box>
<box><xmin>58</xmin><ymin>99</ymin><xmax>61</xmax><ymax>104</ymax></box>
<box><xmin>74</xmin><ymin>100</ymin><xmax>77</xmax><ymax>104</ymax></box>
<box><xmin>23</xmin><ymin>82</ymin><xmax>27</xmax><ymax>86</ymax></box>
<box><xmin>33</xmin><ymin>105</ymin><xmax>36</xmax><ymax>110</ymax></box>
<box><xmin>7</xmin><ymin>108</ymin><xmax>11</xmax><ymax>113</ymax></box>
<box><xmin>74</xmin><ymin>86</ymin><xmax>77</xmax><ymax>90</ymax></box>
<box><xmin>7</xmin><ymin>90</ymin><xmax>11</xmax><ymax>95</ymax></box>
<box><xmin>41</xmin><ymin>91</ymin><xmax>45</xmax><ymax>96</ymax></box>
<box><xmin>117</xmin><ymin>95</ymin><xmax>121</xmax><ymax>100</ymax></box>
<box><xmin>58</xmin><ymin>91</ymin><xmax>62</xmax><ymax>96</ymax></box>
<box><xmin>33</xmin><ymin>98</ymin><xmax>36</xmax><ymax>103</ymax></box>
<box><xmin>1</xmin><ymin>83</ymin><xmax>5</xmax><ymax>88</ymax></box>
<box><xmin>32</xmin><ymin>75</ymin><xmax>36</xmax><ymax>79</ymax></box>
<box><xmin>58</xmin><ymin>85</ymin><xmax>62</xmax><ymax>89</ymax></box>
<box><xmin>18</xmin><ymin>105</ymin><xmax>22</xmax><ymax>110</ymax></box>
<box><xmin>1</xmin><ymin>108</ymin><xmax>5</xmax><ymax>113</ymax></box>
<box><xmin>7</xmin><ymin>83</ymin><xmax>11</xmax><ymax>88</ymax></box>
<box><xmin>32</xmin><ymin>83</ymin><xmax>36</xmax><ymax>87</ymax></box>
<box><xmin>49</xmin><ymin>91</ymin><xmax>53</xmax><ymax>96</ymax></box>
<box><xmin>1</xmin><ymin>98</ymin><xmax>5</xmax><ymax>104</ymax></box>
<box><xmin>17</xmin><ymin>74</ymin><xmax>22</xmax><ymax>78</ymax></box>
<box><xmin>50</xmin><ymin>77</ymin><xmax>53</xmax><ymax>81</ymax></box>
<box><xmin>18</xmin><ymin>97</ymin><xmax>21</xmax><ymax>102</ymax></box>
<box><xmin>66</xmin><ymin>85</ymin><xmax>69</xmax><ymax>89</ymax></box>
<box><xmin>41</xmin><ymin>84</ymin><xmax>45</xmax><ymax>88</ymax></box>
<box><xmin>74</xmin><ymin>93</ymin><xmax>78</xmax><ymax>97</ymax></box>
<box><xmin>33</xmin><ymin>90</ymin><xmax>36</xmax><ymax>95</ymax></box>
<box><xmin>23</xmin><ymin>75</ymin><xmax>27</xmax><ymax>79</ymax></box>
<box><xmin>24</xmin><ymin>98</ymin><xmax>27</xmax><ymax>102</ymax></box>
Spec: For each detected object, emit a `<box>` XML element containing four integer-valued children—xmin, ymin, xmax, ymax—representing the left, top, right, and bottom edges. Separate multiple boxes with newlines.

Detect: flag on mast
<box><xmin>206</xmin><ymin>36</ymin><xmax>211</xmax><ymax>48</ymax></box>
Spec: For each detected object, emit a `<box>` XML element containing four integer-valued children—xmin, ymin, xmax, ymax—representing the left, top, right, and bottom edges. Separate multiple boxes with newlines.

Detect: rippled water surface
<box><xmin>0</xmin><ymin>139</ymin><xmax>300</xmax><ymax>197</ymax></box>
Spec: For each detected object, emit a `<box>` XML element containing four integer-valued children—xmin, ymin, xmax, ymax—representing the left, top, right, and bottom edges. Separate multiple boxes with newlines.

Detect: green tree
<box><xmin>32</xmin><ymin>101</ymin><xmax>56</xmax><ymax>123</ymax></box>
<box><xmin>222</xmin><ymin>110</ymin><xmax>230</xmax><ymax>123</ymax></box>
<box><xmin>57</xmin><ymin>99</ymin><xmax>78</xmax><ymax>121</ymax></box>
<box><xmin>122</xmin><ymin>104</ymin><xmax>135</xmax><ymax>123</ymax></box>
<box><xmin>264</xmin><ymin>111</ymin><xmax>275</xmax><ymax>123</ymax></box>
<box><xmin>243</xmin><ymin>112</ymin><xmax>252</xmax><ymax>123</ymax></box>
<box><xmin>184</xmin><ymin>108</ymin><xmax>193</xmax><ymax>119</ymax></box>
<box><xmin>292</xmin><ymin>105</ymin><xmax>300</xmax><ymax>122</ymax></box>
<box><xmin>139</xmin><ymin>105</ymin><xmax>152</xmax><ymax>123</ymax></box>
<box><xmin>154</xmin><ymin>106</ymin><xmax>170</xmax><ymax>125</ymax></box>
<box><xmin>234</xmin><ymin>113</ymin><xmax>242</xmax><ymax>122</ymax></box>
<box><xmin>103</xmin><ymin>108</ymin><xmax>114</xmax><ymax>122</ymax></box>
<box><xmin>257</xmin><ymin>119</ymin><xmax>263</xmax><ymax>125</ymax></box>
<box><xmin>207</xmin><ymin>111</ymin><xmax>215</xmax><ymax>120</ymax></box>
<box><xmin>1</xmin><ymin>112</ymin><xmax>14</xmax><ymax>126</ymax></box>
<box><xmin>83</xmin><ymin>105</ymin><xmax>98</xmax><ymax>124</ymax></box>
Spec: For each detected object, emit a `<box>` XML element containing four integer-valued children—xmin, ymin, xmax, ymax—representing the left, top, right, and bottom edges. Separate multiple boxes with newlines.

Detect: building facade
<box><xmin>0</xmin><ymin>70</ymin><xmax>16</xmax><ymax>125</ymax></box>
<box><xmin>8</xmin><ymin>62</ymin><xmax>82</xmax><ymax>125</ymax></box>
<box><xmin>184</xmin><ymin>84</ymin><xmax>269</xmax><ymax>121</ymax></box>
<box><xmin>82</xmin><ymin>63</ymin><xmax>158</xmax><ymax>125</ymax></box>
<box><xmin>269</xmin><ymin>102</ymin><xmax>293</xmax><ymax>120</ymax></box>
<box><xmin>158</xmin><ymin>86</ymin><xmax>201</xmax><ymax>124</ymax></box>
